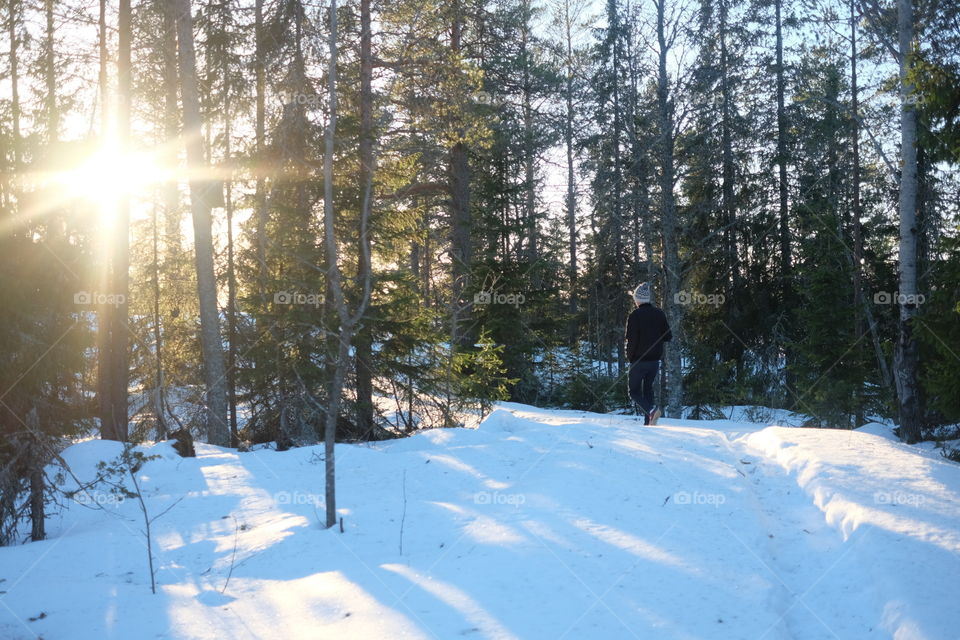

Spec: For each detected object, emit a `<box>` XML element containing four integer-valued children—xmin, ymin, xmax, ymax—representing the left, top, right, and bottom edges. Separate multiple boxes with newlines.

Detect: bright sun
<box><xmin>54</xmin><ymin>143</ymin><xmax>172</xmax><ymax>223</ymax></box>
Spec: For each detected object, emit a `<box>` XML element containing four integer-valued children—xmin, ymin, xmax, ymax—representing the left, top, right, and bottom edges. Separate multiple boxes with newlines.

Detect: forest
<box><xmin>1</xmin><ymin>0</ymin><xmax>958</xmax><ymax>541</ymax></box>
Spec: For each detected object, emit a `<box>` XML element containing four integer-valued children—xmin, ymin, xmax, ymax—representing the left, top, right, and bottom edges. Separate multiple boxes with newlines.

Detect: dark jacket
<box><xmin>625</xmin><ymin>303</ymin><xmax>672</xmax><ymax>362</ymax></box>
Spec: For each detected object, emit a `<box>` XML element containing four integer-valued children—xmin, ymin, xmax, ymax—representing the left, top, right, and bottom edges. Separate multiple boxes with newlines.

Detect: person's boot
<box><xmin>647</xmin><ymin>405</ymin><xmax>660</xmax><ymax>426</ymax></box>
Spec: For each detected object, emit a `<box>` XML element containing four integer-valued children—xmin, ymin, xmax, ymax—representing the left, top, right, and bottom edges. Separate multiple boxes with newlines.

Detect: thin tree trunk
<box><xmin>719</xmin><ymin>0</ymin><xmax>738</xmax><ymax>293</ymax></box>
<box><xmin>656</xmin><ymin>0</ymin><xmax>683</xmax><ymax>417</ymax></box>
<box><xmin>354</xmin><ymin>0</ymin><xmax>375</xmax><ymax>437</ymax></box>
<box><xmin>563</xmin><ymin>0</ymin><xmax>578</xmax><ymax>339</ymax></box>
<box><xmin>255</xmin><ymin>0</ymin><xmax>269</xmax><ymax>303</ymax></box>
<box><xmin>162</xmin><ymin>0</ymin><xmax>180</xmax><ymax>239</ymax></box>
<box><xmin>27</xmin><ymin>409</ymin><xmax>44</xmax><ymax>542</ymax></box>
<box><xmin>113</xmin><ymin>0</ymin><xmax>132</xmax><ymax>440</ymax></box>
<box><xmin>157</xmin><ymin>0</ymin><xmax>180</xmax><ymax>434</ymax></box>
<box><xmin>322</xmin><ymin>0</ymin><xmax>344</xmax><ymax>529</ymax></box>
<box><xmin>96</xmin><ymin>0</ymin><xmax>112</xmax><ymax>441</ymax></box>
<box><xmin>321</xmin><ymin>0</ymin><xmax>374</xmax><ymax>525</ymax></box>
<box><xmin>224</xmin><ymin>55</ymin><xmax>239</xmax><ymax>447</ymax></box>
<box><xmin>611</xmin><ymin>2</ymin><xmax>625</xmax><ymax>374</ymax></box>
<box><xmin>521</xmin><ymin>0</ymin><xmax>538</xmax><ymax>266</ymax></box>
<box><xmin>894</xmin><ymin>0</ymin><xmax>921</xmax><ymax>443</ymax></box>
<box><xmin>850</xmin><ymin>0</ymin><xmax>865</xmax><ymax>425</ymax></box>
<box><xmin>44</xmin><ymin>0</ymin><xmax>56</xmax><ymax>139</ymax></box>
<box><xmin>775</xmin><ymin>0</ymin><xmax>790</xmax><ymax>298</ymax></box>
<box><xmin>8</xmin><ymin>0</ymin><xmax>21</xmax><ymax>168</ymax></box>
<box><xmin>173</xmin><ymin>0</ymin><xmax>230</xmax><ymax>447</ymax></box>
<box><xmin>151</xmin><ymin>199</ymin><xmax>167</xmax><ymax>439</ymax></box>
<box><xmin>774</xmin><ymin>0</ymin><xmax>797</xmax><ymax>402</ymax></box>
<box><xmin>625</xmin><ymin>0</ymin><xmax>639</xmax><ymax>279</ymax></box>
<box><xmin>97</xmin><ymin>0</ymin><xmax>125</xmax><ymax>441</ymax></box>
<box><xmin>449</xmin><ymin>0</ymin><xmax>472</xmax><ymax>348</ymax></box>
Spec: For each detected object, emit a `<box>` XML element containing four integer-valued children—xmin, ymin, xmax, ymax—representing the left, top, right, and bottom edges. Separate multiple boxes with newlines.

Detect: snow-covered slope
<box><xmin>2</xmin><ymin>404</ymin><xmax>958</xmax><ymax>639</ymax></box>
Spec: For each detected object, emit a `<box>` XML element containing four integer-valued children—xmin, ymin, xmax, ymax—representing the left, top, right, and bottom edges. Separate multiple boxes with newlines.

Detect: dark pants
<box><xmin>629</xmin><ymin>360</ymin><xmax>659</xmax><ymax>414</ymax></box>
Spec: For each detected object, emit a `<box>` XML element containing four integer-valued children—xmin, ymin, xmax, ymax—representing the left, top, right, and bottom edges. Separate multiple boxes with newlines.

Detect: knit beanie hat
<box><xmin>633</xmin><ymin>282</ymin><xmax>652</xmax><ymax>305</ymax></box>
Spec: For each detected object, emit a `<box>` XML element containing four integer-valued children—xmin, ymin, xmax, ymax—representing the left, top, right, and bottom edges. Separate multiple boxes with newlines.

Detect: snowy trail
<box><xmin>2</xmin><ymin>403</ymin><xmax>959</xmax><ymax>639</ymax></box>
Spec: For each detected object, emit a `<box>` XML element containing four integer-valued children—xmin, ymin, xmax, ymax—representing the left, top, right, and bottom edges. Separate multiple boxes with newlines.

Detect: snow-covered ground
<box><xmin>2</xmin><ymin>403</ymin><xmax>959</xmax><ymax>639</ymax></box>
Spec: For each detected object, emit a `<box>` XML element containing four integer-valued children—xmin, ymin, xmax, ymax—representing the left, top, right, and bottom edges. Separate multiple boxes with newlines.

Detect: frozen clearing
<box><xmin>2</xmin><ymin>403</ymin><xmax>959</xmax><ymax>639</ymax></box>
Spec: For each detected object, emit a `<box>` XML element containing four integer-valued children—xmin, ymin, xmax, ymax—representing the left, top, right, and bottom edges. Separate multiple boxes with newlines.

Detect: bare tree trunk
<box><xmin>322</xmin><ymin>0</ymin><xmax>344</xmax><ymax>529</ymax></box>
<box><xmin>354</xmin><ymin>0</ymin><xmax>375</xmax><ymax>437</ymax></box>
<box><xmin>625</xmin><ymin>4</ymin><xmax>644</xmax><ymax>283</ymax></box>
<box><xmin>611</xmin><ymin>3</ymin><xmax>625</xmax><ymax>374</ymax></box>
<box><xmin>255</xmin><ymin>0</ymin><xmax>268</xmax><ymax>303</ymax></box>
<box><xmin>223</xmin><ymin>54</ymin><xmax>239</xmax><ymax>447</ymax></box>
<box><xmin>521</xmin><ymin>0</ymin><xmax>538</xmax><ymax>266</ymax></box>
<box><xmin>113</xmin><ymin>0</ymin><xmax>132</xmax><ymax>439</ymax></box>
<box><xmin>655</xmin><ymin>0</ymin><xmax>683</xmax><ymax>417</ymax></box>
<box><xmin>27</xmin><ymin>409</ymin><xmax>44</xmax><ymax>542</ymax></box>
<box><xmin>775</xmin><ymin>0</ymin><xmax>790</xmax><ymax>298</ymax></box>
<box><xmin>719</xmin><ymin>0</ymin><xmax>739</xmax><ymax>293</ymax></box>
<box><xmin>151</xmin><ymin>0</ymin><xmax>181</xmax><ymax>439</ymax></box>
<box><xmin>850</xmin><ymin>0</ymin><xmax>865</xmax><ymax>425</ymax></box>
<box><xmin>151</xmin><ymin>199</ymin><xmax>167</xmax><ymax>439</ymax></box>
<box><xmin>43</xmin><ymin>0</ymin><xmax>56</xmax><ymax>139</ymax></box>
<box><xmin>97</xmin><ymin>0</ymin><xmax>113</xmax><ymax>441</ymax></box>
<box><xmin>894</xmin><ymin>0</ymin><xmax>921</xmax><ymax>443</ymax></box>
<box><xmin>162</xmin><ymin>0</ymin><xmax>180</xmax><ymax>237</ymax></box>
<box><xmin>562</xmin><ymin>0</ymin><xmax>578</xmax><ymax>340</ymax></box>
<box><xmin>96</xmin><ymin>0</ymin><xmax>129</xmax><ymax>442</ymax></box>
<box><xmin>449</xmin><ymin>0</ymin><xmax>472</xmax><ymax>348</ymax></box>
<box><xmin>321</xmin><ymin>0</ymin><xmax>374</xmax><ymax>526</ymax></box>
<box><xmin>8</xmin><ymin>0</ymin><xmax>21</xmax><ymax>169</ymax></box>
<box><xmin>173</xmin><ymin>0</ymin><xmax>230</xmax><ymax>447</ymax></box>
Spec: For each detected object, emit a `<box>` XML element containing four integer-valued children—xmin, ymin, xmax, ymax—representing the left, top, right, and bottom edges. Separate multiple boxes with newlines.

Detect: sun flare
<box><xmin>53</xmin><ymin>143</ymin><xmax>172</xmax><ymax>224</ymax></box>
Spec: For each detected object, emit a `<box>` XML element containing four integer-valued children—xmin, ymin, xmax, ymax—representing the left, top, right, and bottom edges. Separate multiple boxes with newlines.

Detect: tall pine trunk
<box><xmin>7</xmin><ymin>0</ymin><xmax>20</xmax><ymax>168</ymax></box>
<box><xmin>223</xmin><ymin>54</ymin><xmax>239</xmax><ymax>446</ymax></box>
<box><xmin>95</xmin><ymin>0</ymin><xmax>129</xmax><ymax>442</ymax></box>
<box><xmin>43</xmin><ymin>0</ymin><xmax>56</xmax><ymax>138</ymax></box>
<box><xmin>113</xmin><ymin>0</ymin><xmax>132</xmax><ymax>440</ymax></box>
<box><xmin>562</xmin><ymin>0</ymin><xmax>578</xmax><ymax>340</ymax></box>
<box><xmin>521</xmin><ymin>0</ymin><xmax>538</xmax><ymax>267</ymax></box>
<box><xmin>27</xmin><ymin>409</ymin><xmax>44</xmax><ymax>542</ymax></box>
<box><xmin>775</xmin><ymin>0</ymin><xmax>790</xmax><ymax>299</ymax></box>
<box><xmin>354</xmin><ymin>0</ymin><xmax>375</xmax><ymax>437</ymax></box>
<box><xmin>719</xmin><ymin>0</ymin><xmax>738</xmax><ymax>294</ymax></box>
<box><xmin>322</xmin><ymin>0</ymin><xmax>344</xmax><ymax>528</ymax></box>
<box><xmin>894</xmin><ymin>0</ymin><xmax>921</xmax><ymax>443</ymax></box>
<box><xmin>850</xmin><ymin>0</ymin><xmax>865</xmax><ymax>425</ymax></box>
<box><xmin>96</xmin><ymin>0</ymin><xmax>113</xmax><ymax>440</ymax></box>
<box><xmin>611</xmin><ymin>1</ymin><xmax>625</xmax><ymax>374</ymax></box>
<box><xmin>172</xmin><ymin>0</ymin><xmax>230</xmax><ymax>447</ymax></box>
<box><xmin>656</xmin><ymin>0</ymin><xmax>683</xmax><ymax>418</ymax></box>
<box><xmin>255</xmin><ymin>0</ymin><xmax>268</xmax><ymax>304</ymax></box>
<box><xmin>449</xmin><ymin>0</ymin><xmax>472</xmax><ymax>349</ymax></box>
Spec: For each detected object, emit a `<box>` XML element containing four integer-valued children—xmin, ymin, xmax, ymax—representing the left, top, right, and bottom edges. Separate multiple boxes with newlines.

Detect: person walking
<box><xmin>625</xmin><ymin>282</ymin><xmax>672</xmax><ymax>425</ymax></box>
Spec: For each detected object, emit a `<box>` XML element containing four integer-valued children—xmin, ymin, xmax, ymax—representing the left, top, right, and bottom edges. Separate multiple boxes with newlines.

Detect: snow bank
<box><xmin>2</xmin><ymin>406</ymin><xmax>958</xmax><ymax>639</ymax></box>
<box><xmin>744</xmin><ymin>426</ymin><xmax>960</xmax><ymax>639</ymax></box>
